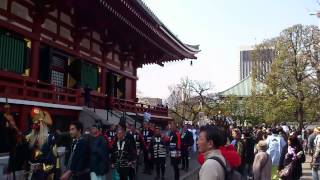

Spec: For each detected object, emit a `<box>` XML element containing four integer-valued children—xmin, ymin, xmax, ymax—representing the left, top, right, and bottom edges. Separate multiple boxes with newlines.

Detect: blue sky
<box><xmin>137</xmin><ymin>0</ymin><xmax>319</xmax><ymax>99</ymax></box>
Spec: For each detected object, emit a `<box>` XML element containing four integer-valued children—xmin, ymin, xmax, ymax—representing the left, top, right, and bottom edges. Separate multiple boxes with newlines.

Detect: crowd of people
<box><xmin>197</xmin><ymin>122</ymin><xmax>317</xmax><ymax>180</ymax></box>
<box><xmin>3</xmin><ymin>102</ymin><xmax>320</xmax><ymax>180</ymax></box>
<box><xmin>1</xmin><ymin>104</ymin><xmax>199</xmax><ymax>180</ymax></box>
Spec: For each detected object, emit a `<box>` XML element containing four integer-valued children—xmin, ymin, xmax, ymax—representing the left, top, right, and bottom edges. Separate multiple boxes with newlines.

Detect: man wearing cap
<box><xmin>89</xmin><ymin>124</ymin><xmax>109</xmax><ymax>180</ymax></box>
<box><xmin>150</xmin><ymin>127</ymin><xmax>168</xmax><ymax>180</ymax></box>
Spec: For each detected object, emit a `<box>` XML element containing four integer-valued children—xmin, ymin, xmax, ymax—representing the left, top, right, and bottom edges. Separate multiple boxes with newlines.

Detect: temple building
<box><xmin>0</xmin><ymin>0</ymin><xmax>199</xmax><ymax>131</ymax></box>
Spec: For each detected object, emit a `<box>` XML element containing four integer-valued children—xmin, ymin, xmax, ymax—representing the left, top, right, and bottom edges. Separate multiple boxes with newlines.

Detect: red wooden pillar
<box><xmin>30</xmin><ymin>40</ymin><xmax>40</xmax><ymax>80</ymax></box>
<box><xmin>132</xmin><ymin>79</ymin><xmax>136</xmax><ymax>100</ymax></box>
<box><xmin>18</xmin><ymin>106</ymin><xmax>29</xmax><ymax>132</ymax></box>
<box><xmin>132</xmin><ymin>68</ymin><xmax>137</xmax><ymax>99</ymax></box>
<box><xmin>30</xmin><ymin>15</ymin><xmax>43</xmax><ymax>80</ymax></box>
<box><xmin>100</xmin><ymin>67</ymin><xmax>106</xmax><ymax>94</ymax></box>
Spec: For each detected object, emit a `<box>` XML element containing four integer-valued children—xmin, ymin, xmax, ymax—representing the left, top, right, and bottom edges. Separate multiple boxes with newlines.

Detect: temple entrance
<box><xmin>106</xmin><ymin>72</ymin><xmax>126</xmax><ymax>99</ymax></box>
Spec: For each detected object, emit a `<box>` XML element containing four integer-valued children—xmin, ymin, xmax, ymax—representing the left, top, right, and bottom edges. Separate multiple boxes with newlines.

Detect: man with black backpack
<box><xmin>198</xmin><ymin>125</ymin><xmax>242</xmax><ymax>180</ymax></box>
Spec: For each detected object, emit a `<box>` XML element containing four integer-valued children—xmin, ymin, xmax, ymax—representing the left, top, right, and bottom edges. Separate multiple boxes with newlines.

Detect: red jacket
<box><xmin>197</xmin><ymin>144</ymin><xmax>241</xmax><ymax>168</ymax></box>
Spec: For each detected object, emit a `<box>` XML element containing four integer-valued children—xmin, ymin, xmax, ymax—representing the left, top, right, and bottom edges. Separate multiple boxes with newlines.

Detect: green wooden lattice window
<box><xmin>81</xmin><ymin>63</ymin><xmax>98</xmax><ymax>90</ymax></box>
<box><xmin>0</xmin><ymin>31</ymin><xmax>26</xmax><ymax>74</ymax></box>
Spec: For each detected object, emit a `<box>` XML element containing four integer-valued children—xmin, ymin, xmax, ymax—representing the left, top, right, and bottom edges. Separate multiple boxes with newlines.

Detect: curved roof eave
<box><xmin>133</xmin><ymin>0</ymin><xmax>200</xmax><ymax>55</ymax></box>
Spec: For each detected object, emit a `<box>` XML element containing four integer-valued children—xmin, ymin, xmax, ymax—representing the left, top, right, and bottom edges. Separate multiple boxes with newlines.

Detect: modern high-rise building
<box><xmin>240</xmin><ymin>48</ymin><xmax>274</xmax><ymax>81</ymax></box>
<box><xmin>219</xmin><ymin>47</ymin><xmax>273</xmax><ymax>97</ymax></box>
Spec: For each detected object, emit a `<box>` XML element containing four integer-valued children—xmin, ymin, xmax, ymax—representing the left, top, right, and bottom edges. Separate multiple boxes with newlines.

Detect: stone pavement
<box><xmin>106</xmin><ymin>152</ymin><xmax>201</xmax><ymax>180</ymax></box>
<box><xmin>301</xmin><ymin>155</ymin><xmax>312</xmax><ymax>180</ymax></box>
<box><xmin>105</xmin><ymin>153</ymin><xmax>315</xmax><ymax>180</ymax></box>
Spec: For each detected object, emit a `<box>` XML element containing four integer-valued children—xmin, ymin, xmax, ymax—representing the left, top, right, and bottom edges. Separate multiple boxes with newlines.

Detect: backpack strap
<box><xmin>208</xmin><ymin>156</ymin><xmax>227</xmax><ymax>179</ymax></box>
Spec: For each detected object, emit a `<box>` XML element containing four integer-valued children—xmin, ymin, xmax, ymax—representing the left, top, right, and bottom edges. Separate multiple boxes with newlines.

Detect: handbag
<box><xmin>278</xmin><ymin>162</ymin><xmax>293</xmax><ymax>178</ymax></box>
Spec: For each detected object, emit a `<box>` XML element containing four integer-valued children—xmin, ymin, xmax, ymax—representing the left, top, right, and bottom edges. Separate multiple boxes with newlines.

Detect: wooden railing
<box><xmin>0</xmin><ymin>71</ymin><xmax>168</xmax><ymax>116</ymax></box>
<box><xmin>0</xmin><ymin>71</ymin><xmax>82</xmax><ymax>106</ymax></box>
<box><xmin>113</xmin><ymin>98</ymin><xmax>168</xmax><ymax>116</ymax></box>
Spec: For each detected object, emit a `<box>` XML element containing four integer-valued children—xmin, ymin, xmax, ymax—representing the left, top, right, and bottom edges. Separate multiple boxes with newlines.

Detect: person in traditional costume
<box><xmin>149</xmin><ymin>127</ymin><xmax>168</xmax><ymax>180</ymax></box>
<box><xmin>3</xmin><ymin>103</ymin><xmax>27</xmax><ymax>180</ymax></box>
<box><xmin>3</xmin><ymin>104</ymin><xmax>19</xmax><ymax>133</ymax></box>
<box><xmin>169</xmin><ymin>123</ymin><xmax>181</xmax><ymax>180</ymax></box>
<box><xmin>26</xmin><ymin>107</ymin><xmax>54</xmax><ymax>180</ymax></box>
<box><xmin>111</xmin><ymin>126</ymin><xmax>136</xmax><ymax>180</ymax></box>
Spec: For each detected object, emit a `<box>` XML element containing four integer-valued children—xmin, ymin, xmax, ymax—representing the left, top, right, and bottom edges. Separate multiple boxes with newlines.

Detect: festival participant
<box><xmin>111</xmin><ymin>127</ymin><xmax>135</xmax><ymax>180</ymax></box>
<box><xmin>128</xmin><ymin>124</ymin><xmax>143</xmax><ymax>176</ymax></box>
<box><xmin>123</xmin><ymin>123</ymin><xmax>136</xmax><ymax>180</ymax></box>
<box><xmin>181</xmin><ymin>125</ymin><xmax>194</xmax><ymax>171</ymax></box>
<box><xmin>26</xmin><ymin>107</ymin><xmax>55</xmax><ymax>180</ymax></box>
<box><xmin>150</xmin><ymin>127</ymin><xmax>168</xmax><ymax>180</ymax></box>
<box><xmin>3</xmin><ymin>104</ymin><xmax>19</xmax><ymax>132</ymax></box>
<box><xmin>169</xmin><ymin>123</ymin><xmax>181</xmax><ymax>180</ymax></box>
<box><xmin>105</xmin><ymin>125</ymin><xmax>117</xmax><ymax>150</ymax></box>
<box><xmin>2</xmin><ymin>103</ymin><xmax>22</xmax><ymax>179</ymax></box>
<box><xmin>141</xmin><ymin>122</ymin><xmax>154</xmax><ymax>174</ymax></box>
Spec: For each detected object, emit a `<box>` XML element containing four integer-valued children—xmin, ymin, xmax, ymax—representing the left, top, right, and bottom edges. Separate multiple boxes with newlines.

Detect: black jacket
<box><xmin>169</xmin><ymin>131</ymin><xmax>181</xmax><ymax>158</ymax></box>
<box><xmin>67</xmin><ymin>137</ymin><xmax>90</xmax><ymax>173</ymax></box>
<box><xmin>142</xmin><ymin>129</ymin><xmax>153</xmax><ymax>150</ymax></box>
<box><xmin>243</xmin><ymin>136</ymin><xmax>255</xmax><ymax>164</ymax></box>
<box><xmin>181</xmin><ymin>130</ymin><xmax>194</xmax><ymax>149</ymax></box>
<box><xmin>8</xmin><ymin>140</ymin><xmax>30</xmax><ymax>171</ymax></box>
<box><xmin>150</xmin><ymin>135</ymin><xmax>168</xmax><ymax>159</ymax></box>
<box><xmin>89</xmin><ymin>135</ymin><xmax>109</xmax><ymax>175</ymax></box>
<box><xmin>111</xmin><ymin>139</ymin><xmax>135</xmax><ymax>168</ymax></box>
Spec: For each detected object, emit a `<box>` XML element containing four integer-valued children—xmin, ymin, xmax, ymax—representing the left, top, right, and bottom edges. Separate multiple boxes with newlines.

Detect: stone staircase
<box><xmin>79</xmin><ymin>107</ymin><xmax>138</xmax><ymax>130</ymax></box>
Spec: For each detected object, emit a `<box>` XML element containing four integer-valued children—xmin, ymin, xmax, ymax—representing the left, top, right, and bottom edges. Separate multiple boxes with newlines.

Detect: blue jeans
<box><xmin>313</xmin><ymin>167</ymin><xmax>319</xmax><ymax>180</ymax></box>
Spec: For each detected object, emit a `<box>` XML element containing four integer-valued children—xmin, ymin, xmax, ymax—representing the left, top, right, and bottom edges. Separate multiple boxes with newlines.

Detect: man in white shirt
<box><xmin>265</xmin><ymin>128</ymin><xmax>286</xmax><ymax>180</ymax></box>
<box><xmin>189</xmin><ymin>126</ymin><xmax>197</xmax><ymax>152</ymax></box>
